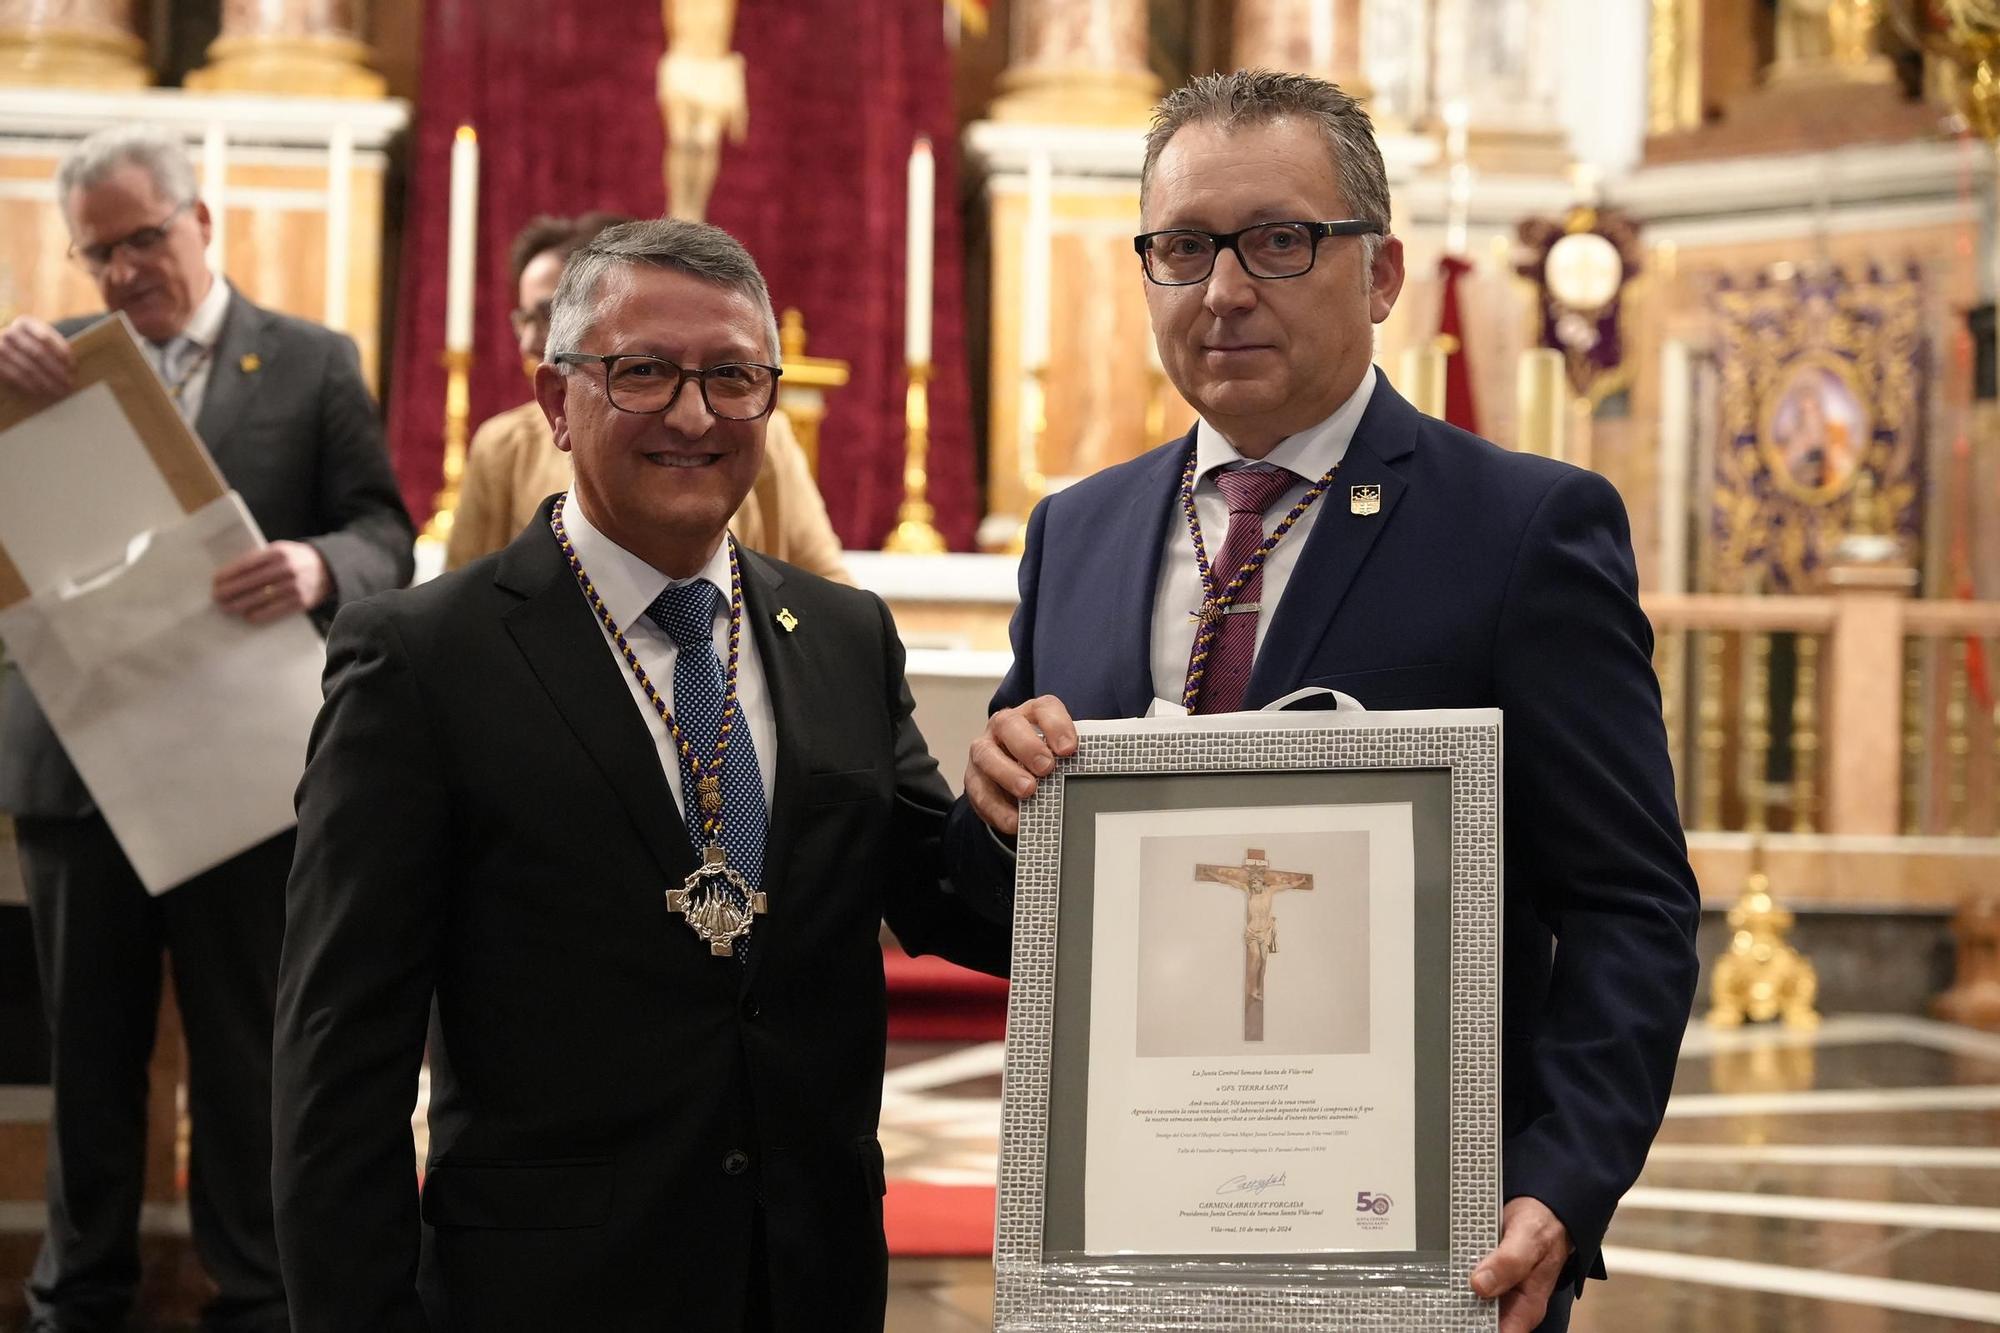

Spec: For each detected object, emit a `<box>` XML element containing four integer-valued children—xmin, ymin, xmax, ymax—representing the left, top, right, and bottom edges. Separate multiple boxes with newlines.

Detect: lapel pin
<box><xmin>775</xmin><ymin>607</ymin><xmax>799</xmax><ymax>633</ymax></box>
<box><xmin>239</xmin><ymin>353</ymin><xmax>261</xmax><ymax>374</ymax></box>
<box><xmin>1350</xmin><ymin>484</ymin><xmax>1382</xmax><ymax>516</ymax></box>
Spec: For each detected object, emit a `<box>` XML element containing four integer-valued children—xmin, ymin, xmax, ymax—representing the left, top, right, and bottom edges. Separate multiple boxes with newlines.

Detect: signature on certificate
<box><xmin>1216</xmin><ymin>1170</ymin><xmax>1287</xmax><ymax>1196</ymax></box>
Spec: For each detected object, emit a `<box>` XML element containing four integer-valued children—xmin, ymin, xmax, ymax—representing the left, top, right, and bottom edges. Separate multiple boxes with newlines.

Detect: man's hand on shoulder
<box><xmin>1471</xmin><ymin>1196</ymin><xmax>1573</xmax><ymax>1333</ymax></box>
<box><xmin>964</xmin><ymin>695</ymin><xmax>1078</xmax><ymax>837</ymax></box>
<box><xmin>0</xmin><ymin>316</ymin><xmax>75</xmax><ymax>400</ymax></box>
<box><xmin>213</xmin><ymin>541</ymin><xmax>332</xmax><ymax>623</ymax></box>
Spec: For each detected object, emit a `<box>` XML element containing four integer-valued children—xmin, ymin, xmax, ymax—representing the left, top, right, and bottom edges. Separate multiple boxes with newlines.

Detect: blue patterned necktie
<box><xmin>154</xmin><ymin>338</ymin><xmax>197</xmax><ymax>421</ymax></box>
<box><xmin>645</xmin><ymin>577</ymin><xmax>768</xmax><ymax>954</ymax></box>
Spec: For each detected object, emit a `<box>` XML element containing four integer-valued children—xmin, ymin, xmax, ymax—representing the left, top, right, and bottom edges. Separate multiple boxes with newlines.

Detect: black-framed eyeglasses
<box><xmin>1133</xmin><ymin>219</ymin><xmax>1383</xmax><ymax>286</ymax></box>
<box><xmin>552</xmin><ymin>353</ymin><xmax>782</xmax><ymax>421</ymax></box>
<box><xmin>509</xmin><ymin>299</ymin><xmax>553</xmax><ymax>335</ymax></box>
<box><xmin>69</xmin><ymin>200</ymin><xmax>194</xmax><ymax>275</ymax></box>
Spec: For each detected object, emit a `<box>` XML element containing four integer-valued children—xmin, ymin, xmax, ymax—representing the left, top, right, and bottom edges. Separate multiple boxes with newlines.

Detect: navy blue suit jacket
<box><xmin>948</xmin><ymin>375</ymin><xmax>1700</xmax><ymax>1294</ymax></box>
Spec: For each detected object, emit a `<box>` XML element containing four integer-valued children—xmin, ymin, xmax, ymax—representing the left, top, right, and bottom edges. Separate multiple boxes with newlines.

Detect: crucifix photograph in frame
<box><xmin>1138</xmin><ymin>831</ymin><xmax>1372</xmax><ymax>1054</ymax></box>
<box><xmin>994</xmin><ymin>710</ymin><xmax>1502</xmax><ymax>1332</ymax></box>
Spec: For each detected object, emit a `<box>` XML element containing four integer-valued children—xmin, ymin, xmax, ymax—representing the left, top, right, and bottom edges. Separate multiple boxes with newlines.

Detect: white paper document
<box><xmin>1083</xmin><ymin>801</ymin><xmax>1418</xmax><ymax>1256</ymax></box>
<box><xmin>0</xmin><ymin>381</ymin><xmax>186</xmax><ymax>595</ymax></box>
<box><xmin>0</xmin><ymin>493</ymin><xmax>325</xmax><ymax>892</ymax></box>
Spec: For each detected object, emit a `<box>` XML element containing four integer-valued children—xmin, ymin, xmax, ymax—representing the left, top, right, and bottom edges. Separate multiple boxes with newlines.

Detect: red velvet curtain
<box><xmin>388</xmin><ymin>0</ymin><xmax>978</xmax><ymax>551</ymax></box>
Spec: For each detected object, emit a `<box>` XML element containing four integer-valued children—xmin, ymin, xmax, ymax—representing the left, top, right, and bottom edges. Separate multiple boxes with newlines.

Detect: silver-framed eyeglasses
<box><xmin>551</xmin><ymin>353</ymin><xmax>782</xmax><ymax>421</ymax></box>
<box><xmin>1133</xmin><ymin>218</ymin><xmax>1383</xmax><ymax>286</ymax></box>
<box><xmin>69</xmin><ymin>200</ymin><xmax>194</xmax><ymax>275</ymax></box>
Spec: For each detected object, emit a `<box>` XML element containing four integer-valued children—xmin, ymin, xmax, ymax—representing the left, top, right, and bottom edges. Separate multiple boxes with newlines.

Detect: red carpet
<box><xmin>883</xmin><ymin>946</ymin><xmax>1008</xmax><ymax>1041</ymax></box>
<box><xmin>884</xmin><ymin>1181</ymin><xmax>996</xmax><ymax>1256</ymax></box>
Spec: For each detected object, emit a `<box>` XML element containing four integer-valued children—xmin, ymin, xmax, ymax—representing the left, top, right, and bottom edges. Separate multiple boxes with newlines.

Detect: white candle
<box><xmin>445</xmin><ymin>124</ymin><xmax>480</xmax><ymax>354</ymax></box>
<box><xmin>1022</xmin><ymin>152</ymin><xmax>1052</xmax><ymax>371</ymax></box>
<box><xmin>1443</xmin><ymin>99</ymin><xmax>1471</xmax><ymax>258</ymax></box>
<box><xmin>1443</xmin><ymin>98</ymin><xmax>1470</xmax><ymax>164</ymax></box>
<box><xmin>905</xmin><ymin>137</ymin><xmax>934</xmax><ymax>367</ymax></box>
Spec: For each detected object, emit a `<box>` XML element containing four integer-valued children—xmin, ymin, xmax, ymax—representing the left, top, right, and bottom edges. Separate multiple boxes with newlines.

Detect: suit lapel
<box><xmin>1108</xmin><ymin>432</ymin><xmax>1190</xmax><ymax>718</ymax></box>
<box><xmin>496</xmin><ymin>512</ymin><xmax>696</xmax><ymax>891</ymax></box>
<box><xmin>733</xmin><ymin>548</ymin><xmax>805</xmax><ymax>990</ymax></box>
<box><xmin>193</xmin><ymin>289</ymin><xmax>267</xmax><ymax>462</ymax></box>
<box><xmin>1242</xmin><ymin>378</ymin><xmax>1421</xmax><ymax>708</ymax></box>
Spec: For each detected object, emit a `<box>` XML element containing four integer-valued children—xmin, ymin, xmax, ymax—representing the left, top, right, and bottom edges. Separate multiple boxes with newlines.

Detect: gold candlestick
<box><xmin>1006</xmin><ymin>366</ymin><xmax>1050</xmax><ymax>555</ymax></box>
<box><xmin>883</xmin><ymin>362</ymin><xmax>948</xmax><ymax>553</ymax></box>
<box><xmin>419</xmin><ymin>348</ymin><xmax>473</xmax><ymax>548</ymax></box>
<box><xmin>1706</xmin><ymin>859</ymin><xmax>1821</xmax><ymax>1030</ymax></box>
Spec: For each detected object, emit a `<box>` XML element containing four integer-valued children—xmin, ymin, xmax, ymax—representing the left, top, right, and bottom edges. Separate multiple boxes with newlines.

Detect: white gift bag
<box><xmin>0</xmin><ymin>492</ymin><xmax>325</xmax><ymax>892</ymax></box>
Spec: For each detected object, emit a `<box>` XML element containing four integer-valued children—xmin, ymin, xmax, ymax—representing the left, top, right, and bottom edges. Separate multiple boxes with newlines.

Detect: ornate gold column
<box><xmin>990</xmin><ymin>0</ymin><xmax>1158</xmax><ymax>125</ymax></box>
<box><xmin>0</xmin><ymin>0</ymin><xmax>148</xmax><ymax>89</ymax></box>
<box><xmin>186</xmin><ymin>0</ymin><xmax>386</xmax><ymax>98</ymax></box>
<box><xmin>1232</xmin><ymin>0</ymin><xmax>1371</xmax><ymax>99</ymax></box>
<box><xmin>1647</xmin><ymin>0</ymin><xmax>1703</xmax><ymax>135</ymax></box>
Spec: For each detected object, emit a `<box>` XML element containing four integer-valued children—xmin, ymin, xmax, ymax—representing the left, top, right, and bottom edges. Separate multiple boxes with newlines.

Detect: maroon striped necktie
<box><xmin>1189</xmin><ymin>466</ymin><xmax>1299</xmax><ymax>714</ymax></box>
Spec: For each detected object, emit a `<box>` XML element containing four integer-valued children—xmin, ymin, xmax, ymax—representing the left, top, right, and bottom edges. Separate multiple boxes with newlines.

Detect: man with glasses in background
<box><xmin>948</xmin><ymin>70</ymin><xmax>1700</xmax><ymax>1333</ymax></box>
<box><xmin>0</xmin><ymin>124</ymin><xmax>412</xmax><ymax>1333</ymax></box>
<box><xmin>272</xmin><ymin>218</ymin><xmax>1008</xmax><ymax>1333</ymax></box>
<box><xmin>446</xmin><ymin>211</ymin><xmax>850</xmax><ymax>583</ymax></box>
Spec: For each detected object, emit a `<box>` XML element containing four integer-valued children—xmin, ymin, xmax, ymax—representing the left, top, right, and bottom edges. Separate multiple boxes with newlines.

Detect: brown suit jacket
<box><xmin>444</xmin><ymin>402</ymin><xmax>850</xmax><ymax>583</ymax></box>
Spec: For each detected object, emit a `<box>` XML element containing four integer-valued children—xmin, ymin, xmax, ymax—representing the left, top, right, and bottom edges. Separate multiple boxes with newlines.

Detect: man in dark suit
<box><xmin>0</xmin><ymin>125</ymin><xmax>414</xmax><ymax>1332</ymax></box>
<box><xmin>272</xmin><ymin>219</ymin><xmax>1008</xmax><ymax>1333</ymax></box>
<box><xmin>950</xmin><ymin>71</ymin><xmax>1700</xmax><ymax>1333</ymax></box>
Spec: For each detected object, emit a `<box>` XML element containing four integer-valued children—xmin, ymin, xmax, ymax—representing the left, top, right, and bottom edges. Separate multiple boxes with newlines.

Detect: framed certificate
<box><xmin>994</xmin><ymin>709</ymin><xmax>1501</xmax><ymax>1331</ymax></box>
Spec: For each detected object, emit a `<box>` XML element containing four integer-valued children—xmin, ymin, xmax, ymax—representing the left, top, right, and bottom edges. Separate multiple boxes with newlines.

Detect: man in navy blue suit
<box><xmin>949</xmin><ymin>70</ymin><xmax>1700</xmax><ymax>1333</ymax></box>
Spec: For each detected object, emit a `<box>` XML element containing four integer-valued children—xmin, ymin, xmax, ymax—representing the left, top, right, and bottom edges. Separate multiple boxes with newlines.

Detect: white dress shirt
<box><xmin>1148</xmin><ymin>365</ymin><xmax>1378</xmax><ymax>704</ymax></box>
<box><xmin>560</xmin><ymin>496</ymin><xmax>778</xmax><ymax>816</ymax></box>
<box><xmin>144</xmin><ymin>271</ymin><xmax>231</xmax><ymax>424</ymax></box>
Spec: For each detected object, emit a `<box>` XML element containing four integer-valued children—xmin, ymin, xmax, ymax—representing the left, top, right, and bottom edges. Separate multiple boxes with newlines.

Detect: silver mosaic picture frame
<box><xmin>995</xmin><ymin>709</ymin><xmax>1502</xmax><ymax>1331</ymax></box>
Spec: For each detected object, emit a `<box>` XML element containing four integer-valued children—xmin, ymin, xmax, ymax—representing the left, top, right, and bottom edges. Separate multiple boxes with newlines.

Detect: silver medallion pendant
<box><xmin>664</xmin><ymin>845</ymin><xmax>769</xmax><ymax>957</ymax></box>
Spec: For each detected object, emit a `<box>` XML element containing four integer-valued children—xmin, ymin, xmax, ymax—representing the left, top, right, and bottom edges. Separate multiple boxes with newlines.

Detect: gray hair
<box><xmin>56</xmin><ymin>124</ymin><xmax>198</xmax><ymax>214</ymax></box>
<box><xmin>1141</xmin><ymin>69</ymin><xmax>1391</xmax><ymax>265</ymax></box>
<box><xmin>546</xmin><ymin>218</ymin><xmax>781</xmax><ymax>364</ymax></box>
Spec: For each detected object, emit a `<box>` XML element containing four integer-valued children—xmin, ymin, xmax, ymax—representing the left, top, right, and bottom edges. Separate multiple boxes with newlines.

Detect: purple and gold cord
<box><xmin>550</xmin><ymin>492</ymin><xmax>744</xmax><ymax>845</ymax></box>
<box><xmin>1178</xmin><ymin>447</ymin><xmax>1340</xmax><ymax>710</ymax></box>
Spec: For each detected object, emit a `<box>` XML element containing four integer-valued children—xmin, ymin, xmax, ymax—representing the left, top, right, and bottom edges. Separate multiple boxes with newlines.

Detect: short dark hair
<box><xmin>1142</xmin><ymin>69</ymin><xmax>1390</xmax><ymax>261</ymax></box>
<box><xmin>507</xmin><ymin>210</ymin><xmax>631</xmax><ymax>290</ymax></box>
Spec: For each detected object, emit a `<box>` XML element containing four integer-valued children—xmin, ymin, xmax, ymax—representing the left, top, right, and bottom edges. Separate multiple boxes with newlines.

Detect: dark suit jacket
<box><xmin>0</xmin><ymin>287</ymin><xmax>416</xmax><ymax>818</ymax></box>
<box><xmin>946</xmin><ymin>375</ymin><xmax>1700</xmax><ymax>1296</ymax></box>
<box><xmin>272</xmin><ymin>503</ymin><xmax>1011</xmax><ymax>1333</ymax></box>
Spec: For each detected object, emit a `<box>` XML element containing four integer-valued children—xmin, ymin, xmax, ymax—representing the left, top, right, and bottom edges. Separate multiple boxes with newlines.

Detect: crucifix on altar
<box><xmin>1193</xmin><ymin>848</ymin><xmax>1316</xmax><ymax>1041</ymax></box>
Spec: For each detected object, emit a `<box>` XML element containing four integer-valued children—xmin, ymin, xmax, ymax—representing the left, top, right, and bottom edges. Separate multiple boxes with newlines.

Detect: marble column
<box><xmin>1233</xmin><ymin>0</ymin><xmax>1372</xmax><ymax>102</ymax></box>
<box><xmin>990</xmin><ymin>0</ymin><xmax>1158</xmax><ymax>125</ymax></box>
<box><xmin>187</xmin><ymin>0</ymin><xmax>385</xmax><ymax>98</ymax></box>
<box><xmin>0</xmin><ymin>0</ymin><xmax>148</xmax><ymax>89</ymax></box>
